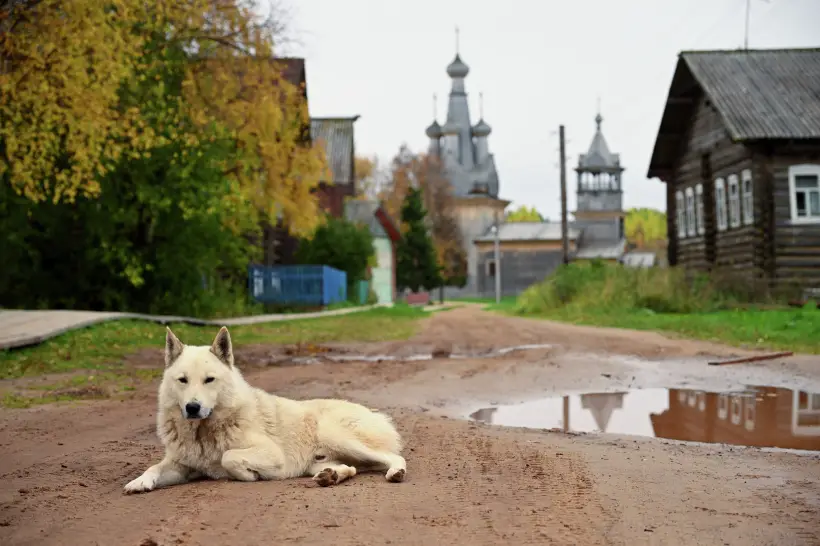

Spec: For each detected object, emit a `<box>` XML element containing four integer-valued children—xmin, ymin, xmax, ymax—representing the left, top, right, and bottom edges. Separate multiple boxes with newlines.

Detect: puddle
<box><xmin>468</xmin><ymin>386</ymin><xmax>820</xmax><ymax>452</ymax></box>
<box><xmin>287</xmin><ymin>344</ymin><xmax>553</xmax><ymax>364</ymax></box>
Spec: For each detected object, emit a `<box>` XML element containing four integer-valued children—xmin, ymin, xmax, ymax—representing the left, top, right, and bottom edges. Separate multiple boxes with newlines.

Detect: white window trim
<box><xmin>792</xmin><ymin>389</ymin><xmax>820</xmax><ymax>436</ymax></box>
<box><xmin>730</xmin><ymin>396</ymin><xmax>742</xmax><ymax>425</ymax></box>
<box><xmin>788</xmin><ymin>164</ymin><xmax>820</xmax><ymax>224</ymax></box>
<box><xmin>727</xmin><ymin>174</ymin><xmax>741</xmax><ymax>228</ymax></box>
<box><xmin>676</xmin><ymin>190</ymin><xmax>686</xmax><ymax>238</ymax></box>
<box><xmin>741</xmin><ymin>169</ymin><xmax>754</xmax><ymax>226</ymax></box>
<box><xmin>695</xmin><ymin>184</ymin><xmax>705</xmax><ymax>235</ymax></box>
<box><xmin>718</xmin><ymin>394</ymin><xmax>728</xmax><ymax>420</ymax></box>
<box><xmin>715</xmin><ymin>178</ymin><xmax>728</xmax><ymax>231</ymax></box>
<box><xmin>744</xmin><ymin>396</ymin><xmax>755</xmax><ymax>432</ymax></box>
<box><xmin>685</xmin><ymin>187</ymin><xmax>696</xmax><ymax>236</ymax></box>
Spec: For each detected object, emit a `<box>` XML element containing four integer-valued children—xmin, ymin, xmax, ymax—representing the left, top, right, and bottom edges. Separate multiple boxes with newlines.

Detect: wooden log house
<box><xmin>647</xmin><ymin>48</ymin><xmax>820</xmax><ymax>298</ymax></box>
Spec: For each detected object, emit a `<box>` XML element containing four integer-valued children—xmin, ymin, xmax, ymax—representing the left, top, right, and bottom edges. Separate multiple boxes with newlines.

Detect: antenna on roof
<box><xmin>744</xmin><ymin>0</ymin><xmax>771</xmax><ymax>50</ymax></box>
<box><xmin>479</xmin><ymin>92</ymin><xmax>484</xmax><ymax>119</ymax></box>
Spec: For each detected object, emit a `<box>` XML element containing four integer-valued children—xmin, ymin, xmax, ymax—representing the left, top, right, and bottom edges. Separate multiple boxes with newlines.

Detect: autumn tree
<box><xmin>381</xmin><ymin>145</ymin><xmax>467</xmax><ymax>287</ymax></box>
<box><xmin>0</xmin><ymin>0</ymin><xmax>329</xmax><ymax>313</ymax></box>
<box><xmin>1</xmin><ymin>0</ymin><xmax>328</xmax><ymax>236</ymax></box>
<box><xmin>625</xmin><ymin>208</ymin><xmax>667</xmax><ymax>250</ymax></box>
<box><xmin>506</xmin><ymin>205</ymin><xmax>544</xmax><ymax>222</ymax></box>
<box><xmin>353</xmin><ymin>155</ymin><xmax>389</xmax><ymax>201</ymax></box>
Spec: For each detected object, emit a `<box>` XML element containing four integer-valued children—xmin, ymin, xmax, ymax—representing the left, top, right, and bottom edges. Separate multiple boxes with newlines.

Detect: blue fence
<box><xmin>248</xmin><ymin>265</ymin><xmax>347</xmax><ymax>306</ymax></box>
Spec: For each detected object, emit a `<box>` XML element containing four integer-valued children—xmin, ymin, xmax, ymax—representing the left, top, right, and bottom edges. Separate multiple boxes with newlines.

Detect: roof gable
<box><xmin>647</xmin><ymin>48</ymin><xmax>820</xmax><ymax>178</ymax></box>
<box><xmin>310</xmin><ymin>116</ymin><xmax>360</xmax><ymax>185</ymax></box>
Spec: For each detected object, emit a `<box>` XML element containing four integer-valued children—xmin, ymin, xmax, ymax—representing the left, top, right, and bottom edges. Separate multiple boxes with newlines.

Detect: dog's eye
<box><xmin>178</xmin><ymin>377</ymin><xmax>188</xmax><ymax>384</ymax></box>
<box><xmin>204</xmin><ymin>377</ymin><xmax>215</xmax><ymax>384</ymax></box>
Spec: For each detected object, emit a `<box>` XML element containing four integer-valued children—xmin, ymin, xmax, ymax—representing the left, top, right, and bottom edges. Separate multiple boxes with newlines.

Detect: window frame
<box><xmin>486</xmin><ymin>259</ymin><xmax>497</xmax><ymax>277</ymax></box>
<box><xmin>715</xmin><ymin>177</ymin><xmax>728</xmax><ymax>231</ymax></box>
<box><xmin>695</xmin><ymin>184</ymin><xmax>705</xmax><ymax>235</ymax></box>
<box><xmin>685</xmin><ymin>187</ymin><xmax>696</xmax><ymax>236</ymax></box>
<box><xmin>788</xmin><ymin>164</ymin><xmax>820</xmax><ymax>224</ymax></box>
<box><xmin>727</xmin><ymin>174</ymin><xmax>741</xmax><ymax>228</ymax></box>
<box><xmin>741</xmin><ymin>169</ymin><xmax>754</xmax><ymax>226</ymax></box>
<box><xmin>676</xmin><ymin>190</ymin><xmax>686</xmax><ymax>239</ymax></box>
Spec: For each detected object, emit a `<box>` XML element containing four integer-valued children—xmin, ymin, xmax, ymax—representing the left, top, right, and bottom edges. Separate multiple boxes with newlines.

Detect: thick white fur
<box><xmin>124</xmin><ymin>326</ymin><xmax>406</xmax><ymax>493</ymax></box>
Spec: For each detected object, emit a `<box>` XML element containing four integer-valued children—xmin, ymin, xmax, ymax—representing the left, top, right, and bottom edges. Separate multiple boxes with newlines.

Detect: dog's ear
<box><xmin>165</xmin><ymin>327</ymin><xmax>185</xmax><ymax>368</ymax></box>
<box><xmin>210</xmin><ymin>326</ymin><xmax>234</xmax><ymax>368</ymax></box>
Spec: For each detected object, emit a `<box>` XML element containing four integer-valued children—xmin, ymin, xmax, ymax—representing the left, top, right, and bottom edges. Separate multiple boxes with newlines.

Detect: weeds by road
<box><xmin>0</xmin><ymin>306</ymin><xmax>428</xmax><ymax>407</ymax></box>
<box><xmin>500</xmin><ymin>261</ymin><xmax>820</xmax><ymax>354</ymax></box>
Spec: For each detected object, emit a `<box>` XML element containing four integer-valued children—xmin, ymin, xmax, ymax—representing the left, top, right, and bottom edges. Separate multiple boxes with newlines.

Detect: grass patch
<box><xmin>0</xmin><ymin>305</ymin><xmax>427</xmax><ymax>380</ymax></box>
<box><xmin>511</xmin><ymin>261</ymin><xmax>820</xmax><ymax>353</ymax></box>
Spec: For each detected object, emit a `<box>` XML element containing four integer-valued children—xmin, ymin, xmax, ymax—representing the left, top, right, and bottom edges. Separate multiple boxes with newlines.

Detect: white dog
<box><xmin>124</xmin><ymin>326</ymin><xmax>406</xmax><ymax>493</ymax></box>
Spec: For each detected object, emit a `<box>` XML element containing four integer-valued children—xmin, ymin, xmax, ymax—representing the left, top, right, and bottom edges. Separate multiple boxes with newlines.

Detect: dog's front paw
<box><xmin>124</xmin><ymin>472</ymin><xmax>158</xmax><ymax>494</ymax></box>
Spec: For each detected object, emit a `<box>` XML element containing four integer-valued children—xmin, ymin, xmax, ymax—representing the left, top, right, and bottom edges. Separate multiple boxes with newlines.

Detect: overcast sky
<box><xmin>272</xmin><ymin>0</ymin><xmax>819</xmax><ymax>220</ymax></box>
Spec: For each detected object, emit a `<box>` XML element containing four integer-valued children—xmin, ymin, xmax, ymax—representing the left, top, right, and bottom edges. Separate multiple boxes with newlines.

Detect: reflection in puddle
<box><xmin>289</xmin><ymin>344</ymin><xmax>553</xmax><ymax>364</ymax></box>
<box><xmin>469</xmin><ymin>387</ymin><xmax>820</xmax><ymax>451</ymax></box>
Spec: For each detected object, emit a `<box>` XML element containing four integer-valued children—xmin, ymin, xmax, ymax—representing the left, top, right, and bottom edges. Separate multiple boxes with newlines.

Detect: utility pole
<box><xmin>744</xmin><ymin>0</ymin><xmax>751</xmax><ymax>49</ymax></box>
<box><xmin>559</xmin><ymin>125</ymin><xmax>570</xmax><ymax>265</ymax></box>
<box><xmin>493</xmin><ymin>221</ymin><xmax>501</xmax><ymax>304</ymax></box>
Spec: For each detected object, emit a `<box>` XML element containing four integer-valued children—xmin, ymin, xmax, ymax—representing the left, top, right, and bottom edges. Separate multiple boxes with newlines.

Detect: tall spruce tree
<box><xmin>396</xmin><ymin>187</ymin><xmax>442</xmax><ymax>292</ymax></box>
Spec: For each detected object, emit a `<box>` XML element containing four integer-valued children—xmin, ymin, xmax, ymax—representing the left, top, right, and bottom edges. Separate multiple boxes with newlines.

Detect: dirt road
<box><xmin>1</xmin><ymin>306</ymin><xmax>819</xmax><ymax>545</ymax></box>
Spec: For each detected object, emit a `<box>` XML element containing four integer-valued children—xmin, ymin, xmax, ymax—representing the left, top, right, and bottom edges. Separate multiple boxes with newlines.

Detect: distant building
<box><xmin>572</xmin><ymin>112</ymin><xmax>628</xmax><ymax>263</ymax></box>
<box><xmin>311</xmin><ymin>116</ymin><xmax>360</xmax><ymax>218</ymax></box>
<box><xmin>344</xmin><ymin>200</ymin><xmax>401</xmax><ymax>304</ymax></box>
<box><xmin>473</xmin><ymin>223</ymin><xmax>580</xmax><ymax>298</ymax></box>
<box><xmin>424</xmin><ymin>44</ymin><xmax>510</xmax><ymax>296</ymax></box>
<box><xmin>647</xmin><ymin>48</ymin><xmax>820</xmax><ymax>297</ymax></box>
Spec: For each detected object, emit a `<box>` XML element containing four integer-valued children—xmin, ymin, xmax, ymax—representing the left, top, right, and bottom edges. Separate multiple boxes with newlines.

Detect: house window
<box><xmin>730</xmin><ymin>396</ymin><xmax>742</xmax><ymax>425</ymax></box>
<box><xmin>685</xmin><ymin>188</ymin><xmax>696</xmax><ymax>236</ymax></box>
<box><xmin>744</xmin><ymin>396</ymin><xmax>756</xmax><ymax>432</ymax></box>
<box><xmin>788</xmin><ymin>164</ymin><xmax>820</xmax><ymax>223</ymax></box>
<box><xmin>718</xmin><ymin>394</ymin><xmax>728</xmax><ymax>420</ymax></box>
<box><xmin>695</xmin><ymin>184</ymin><xmax>705</xmax><ymax>235</ymax></box>
<box><xmin>676</xmin><ymin>190</ymin><xmax>686</xmax><ymax>238</ymax></box>
<box><xmin>715</xmin><ymin>178</ymin><xmax>728</xmax><ymax>231</ymax></box>
<box><xmin>486</xmin><ymin>260</ymin><xmax>497</xmax><ymax>277</ymax></box>
<box><xmin>741</xmin><ymin>169</ymin><xmax>754</xmax><ymax>225</ymax></box>
<box><xmin>727</xmin><ymin>174</ymin><xmax>741</xmax><ymax>228</ymax></box>
<box><xmin>792</xmin><ymin>389</ymin><xmax>820</xmax><ymax>436</ymax></box>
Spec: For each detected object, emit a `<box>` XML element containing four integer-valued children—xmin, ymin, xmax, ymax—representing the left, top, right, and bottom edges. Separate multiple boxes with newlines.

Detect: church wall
<box><xmin>453</xmin><ymin>201</ymin><xmax>504</xmax><ymax>293</ymax></box>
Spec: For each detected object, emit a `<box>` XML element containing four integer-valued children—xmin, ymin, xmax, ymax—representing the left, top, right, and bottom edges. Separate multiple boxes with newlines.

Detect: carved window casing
<box><xmin>741</xmin><ymin>169</ymin><xmax>754</xmax><ymax>225</ymax></box>
<box><xmin>714</xmin><ymin>178</ymin><xmax>728</xmax><ymax>231</ymax></box>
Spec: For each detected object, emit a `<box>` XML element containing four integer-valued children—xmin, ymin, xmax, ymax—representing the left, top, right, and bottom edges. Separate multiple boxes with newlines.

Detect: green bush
<box><xmin>515</xmin><ymin>260</ymin><xmax>734</xmax><ymax>316</ymax></box>
<box><xmin>296</xmin><ymin>216</ymin><xmax>375</xmax><ymax>296</ymax></box>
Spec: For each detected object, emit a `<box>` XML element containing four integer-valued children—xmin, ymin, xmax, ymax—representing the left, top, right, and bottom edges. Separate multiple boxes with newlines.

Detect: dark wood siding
<box><xmin>767</xmin><ymin>147</ymin><xmax>820</xmax><ymax>295</ymax></box>
<box><xmin>671</xmin><ymin>95</ymin><xmax>759</xmax><ymax>282</ymax></box>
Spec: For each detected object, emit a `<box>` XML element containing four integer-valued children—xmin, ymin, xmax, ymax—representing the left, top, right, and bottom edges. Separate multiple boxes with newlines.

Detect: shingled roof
<box><xmin>310</xmin><ymin>116</ymin><xmax>360</xmax><ymax>186</ymax></box>
<box><xmin>647</xmin><ymin>48</ymin><xmax>820</xmax><ymax>178</ymax></box>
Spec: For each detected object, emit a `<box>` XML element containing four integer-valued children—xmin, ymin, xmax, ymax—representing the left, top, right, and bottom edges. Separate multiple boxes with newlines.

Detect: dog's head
<box><xmin>162</xmin><ymin>326</ymin><xmax>236</xmax><ymax>420</ymax></box>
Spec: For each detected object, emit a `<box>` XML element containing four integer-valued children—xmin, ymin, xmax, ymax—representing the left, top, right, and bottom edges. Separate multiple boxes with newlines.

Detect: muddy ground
<box><xmin>1</xmin><ymin>306</ymin><xmax>819</xmax><ymax>545</ymax></box>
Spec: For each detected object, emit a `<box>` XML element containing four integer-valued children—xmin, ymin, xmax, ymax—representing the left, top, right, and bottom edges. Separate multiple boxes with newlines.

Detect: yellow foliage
<box><xmin>624</xmin><ymin>207</ymin><xmax>667</xmax><ymax>250</ymax></box>
<box><xmin>0</xmin><ymin>0</ymin><xmax>328</xmax><ymax>235</ymax></box>
<box><xmin>505</xmin><ymin>205</ymin><xmax>543</xmax><ymax>222</ymax></box>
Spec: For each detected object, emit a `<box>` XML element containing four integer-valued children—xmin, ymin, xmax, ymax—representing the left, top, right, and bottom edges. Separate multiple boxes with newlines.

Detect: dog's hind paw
<box><xmin>385</xmin><ymin>468</ymin><xmax>405</xmax><ymax>483</ymax></box>
<box><xmin>313</xmin><ymin>468</ymin><xmax>339</xmax><ymax>487</ymax></box>
<box><xmin>124</xmin><ymin>473</ymin><xmax>157</xmax><ymax>494</ymax></box>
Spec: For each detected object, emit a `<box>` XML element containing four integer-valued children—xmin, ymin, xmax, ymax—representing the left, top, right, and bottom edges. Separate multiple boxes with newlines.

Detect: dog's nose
<box><xmin>185</xmin><ymin>402</ymin><xmax>201</xmax><ymax>417</ymax></box>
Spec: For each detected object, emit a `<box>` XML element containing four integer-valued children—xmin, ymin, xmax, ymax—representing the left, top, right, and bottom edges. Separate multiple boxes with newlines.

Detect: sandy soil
<box><xmin>1</xmin><ymin>305</ymin><xmax>819</xmax><ymax>545</ymax></box>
